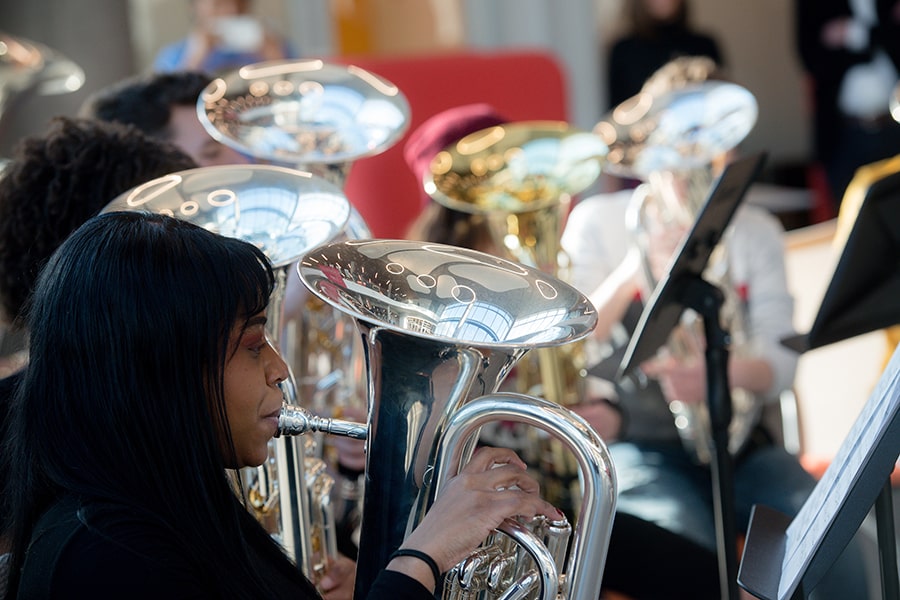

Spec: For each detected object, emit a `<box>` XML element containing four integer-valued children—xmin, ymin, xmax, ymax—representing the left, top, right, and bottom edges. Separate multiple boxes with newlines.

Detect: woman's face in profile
<box><xmin>221</xmin><ymin>312</ymin><xmax>290</xmax><ymax>468</ymax></box>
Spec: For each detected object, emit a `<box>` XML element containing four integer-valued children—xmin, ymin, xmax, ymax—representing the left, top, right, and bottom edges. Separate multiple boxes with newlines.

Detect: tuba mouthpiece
<box><xmin>277</xmin><ymin>403</ymin><xmax>368</xmax><ymax>440</ymax></box>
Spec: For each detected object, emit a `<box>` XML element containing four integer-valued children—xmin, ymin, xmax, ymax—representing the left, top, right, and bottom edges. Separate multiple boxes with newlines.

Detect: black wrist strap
<box><xmin>389</xmin><ymin>548</ymin><xmax>442</xmax><ymax>586</ymax></box>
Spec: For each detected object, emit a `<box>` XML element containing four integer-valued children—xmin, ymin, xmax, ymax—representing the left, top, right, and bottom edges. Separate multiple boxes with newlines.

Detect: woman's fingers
<box><xmin>464</xmin><ymin>446</ymin><xmax>528</xmax><ymax>472</ymax></box>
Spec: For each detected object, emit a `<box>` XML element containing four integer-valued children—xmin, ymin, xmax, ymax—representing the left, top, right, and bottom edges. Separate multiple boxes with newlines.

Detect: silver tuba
<box><xmin>595</xmin><ymin>80</ymin><xmax>761</xmax><ymax>463</ymax></box>
<box><xmin>103</xmin><ymin>164</ymin><xmax>353</xmax><ymax>582</ymax></box>
<box><xmin>294</xmin><ymin>238</ymin><xmax>617</xmax><ymax>600</ymax></box>
<box><xmin>197</xmin><ymin>59</ymin><xmax>412</xmax><ymax>544</ymax></box>
<box><xmin>196</xmin><ymin>56</ymin><xmax>410</xmax><ymax>417</ymax></box>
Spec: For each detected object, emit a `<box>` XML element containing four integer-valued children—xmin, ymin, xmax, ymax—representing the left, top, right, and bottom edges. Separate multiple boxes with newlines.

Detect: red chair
<box><xmin>336</xmin><ymin>50</ymin><xmax>570</xmax><ymax>239</ymax></box>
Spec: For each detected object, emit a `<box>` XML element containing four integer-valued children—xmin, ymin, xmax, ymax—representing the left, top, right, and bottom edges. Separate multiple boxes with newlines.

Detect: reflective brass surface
<box><xmin>596</xmin><ymin>81</ymin><xmax>757</xmax><ymax>179</ymax></box>
<box><xmin>299</xmin><ymin>239</ymin><xmax>597</xmax><ymax>349</ymax></box>
<box><xmin>104</xmin><ymin>164</ymin><xmax>350</xmax><ymax>268</ymax></box>
<box><xmin>425</xmin><ymin>120</ymin><xmax>607</xmax><ymax>215</ymax></box>
<box><xmin>198</xmin><ymin>59</ymin><xmax>410</xmax><ymax>167</ymax></box>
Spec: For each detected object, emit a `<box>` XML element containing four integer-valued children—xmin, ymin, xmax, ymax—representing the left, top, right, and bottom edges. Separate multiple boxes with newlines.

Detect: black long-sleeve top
<box><xmin>15</xmin><ymin>496</ymin><xmax>433</xmax><ymax>600</ymax></box>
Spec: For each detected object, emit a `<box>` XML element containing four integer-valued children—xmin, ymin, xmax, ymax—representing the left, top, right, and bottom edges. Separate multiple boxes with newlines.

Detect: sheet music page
<box><xmin>777</xmin><ymin>345</ymin><xmax>900</xmax><ymax>599</ymax></box>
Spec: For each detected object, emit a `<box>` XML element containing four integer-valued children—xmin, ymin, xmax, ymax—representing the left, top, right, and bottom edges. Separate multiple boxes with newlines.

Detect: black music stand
<box><xmin>740</xmin><ymin>163</ymin><xmax>900</xmax><ymax>599</ymax></box>
<box><xmin>783</xmin><ymin>164</ymin><xmax>900</xmax><ymax>353</ymax></box>
<box><xmin>738</xmin><ymin>345</ymin><xmax>900</xmax><ymax>600</ymax></box>
<box><xmin>617</xmin><ymin>152</ymin><xmax>767</xmax><ymax>600</ymax></box>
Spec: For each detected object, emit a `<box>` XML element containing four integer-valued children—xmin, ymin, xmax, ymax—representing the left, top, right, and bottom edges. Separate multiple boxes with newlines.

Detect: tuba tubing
<box><xmin>432</xmin><ymin>392</ymin><xmax>617</xmax><ymax>600</ymax></box>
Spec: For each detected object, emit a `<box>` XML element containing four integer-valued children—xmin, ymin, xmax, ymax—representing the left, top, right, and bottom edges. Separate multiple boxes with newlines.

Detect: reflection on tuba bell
<box><xmin>103</xmin><ymin>164</ymin><xmax>353</xmax><ymax>583</ymax></box>
<box><xmin>296</xmin><ymin>239</ymin><xmax>616</xmax><ymax>600</ymax></box>
<box><xmin>595</xmin><ymin>80</ymin><xmax>761</xmax><ymax>464</ymax></box>
<box><xmin>197</xmin><ymin>58</ymin><xmax>410</xmax><ymax>194</ymax></box>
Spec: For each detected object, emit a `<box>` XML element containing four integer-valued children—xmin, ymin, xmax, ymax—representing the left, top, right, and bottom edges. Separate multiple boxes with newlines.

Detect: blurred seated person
<box><xmin>80</xmin><ymin>70</ymin><xmax>250</xmax><ymax>167</ymax></box>
<box><xmin>153</xmin><ymin>0</ymin><xmax>297</xmax><ymax>75</ymax></box>
<box><xmin>561</xmin><ymin>56</ymin><xmax>869</xmax><ymax>600</ymax></box>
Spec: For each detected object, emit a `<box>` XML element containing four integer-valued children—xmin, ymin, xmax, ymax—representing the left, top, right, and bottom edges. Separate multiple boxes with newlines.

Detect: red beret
<box><xmin>404</xmin><ymin>103</ymin><xmax>508</xmax><ymax>206</ymax></box>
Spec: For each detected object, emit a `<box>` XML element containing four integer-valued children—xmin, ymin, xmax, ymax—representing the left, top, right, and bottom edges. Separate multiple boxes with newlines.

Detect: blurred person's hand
<box><xmin>642</xmin><ymin>354</ymin><xmax>706</xmax><ymax>406</ymax></box>
<box><xmin>318</xmin><ymin>554</ymin><xmax>357</xmax><ymax>600</ymax></box>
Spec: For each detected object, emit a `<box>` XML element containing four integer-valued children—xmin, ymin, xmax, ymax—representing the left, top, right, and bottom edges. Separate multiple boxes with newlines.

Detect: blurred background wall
<box><xmin>1</xmin><ymin>0</ymin><xmax>809</xmax><ymax>173</ymax></box>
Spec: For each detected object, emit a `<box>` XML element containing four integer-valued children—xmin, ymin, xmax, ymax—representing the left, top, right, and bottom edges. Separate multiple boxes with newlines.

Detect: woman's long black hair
<box><xmin>5</xmin><ymin>211</ymin><xmax>319</xmax><ymax>598</ymax></box>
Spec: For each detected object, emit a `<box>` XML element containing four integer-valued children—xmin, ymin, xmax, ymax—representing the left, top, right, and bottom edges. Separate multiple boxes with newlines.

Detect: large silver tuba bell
<box><xmin>595</xmin><ymin>78</ymin><xmax>761</xmax><ymax>463</ymax></box>
<box><xmin>103</xmin><ymin>164</ymin><xmax>353</xmax><ymax>582</ymax></box>
<box><xmin>196</xmin><ymin>56</ymin><xmax>410</xmax><ymax>417</ymax></box>
<box><xmin>196</xmin><ymin>58</ymin><xmax>410</xmax><ymax>195</ymax></box>
<box><xmin>296</xmin><ymin>238</ymin><xmax>617</xmax><ymax>600</ymax></box>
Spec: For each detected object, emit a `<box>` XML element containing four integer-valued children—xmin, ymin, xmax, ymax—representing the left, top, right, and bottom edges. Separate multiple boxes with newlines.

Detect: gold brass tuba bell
<box><xmin>103</xmin><ymin>164</ymin><xmax>353</xmax><ymax>583</ymax></box>
<box><xmin>422</xmin><ymin>120</ymin><xmax>608</xmax><ymax>408</ymax></box>
<box><xmin>594</xmin><ymin>78</ymin><xmax>761</xmax><ymax>463</ymax></box>
<box><xmin>296</xmin><ymin>238</ymin><xmax>617</xmax><ymax>600</ymax></box>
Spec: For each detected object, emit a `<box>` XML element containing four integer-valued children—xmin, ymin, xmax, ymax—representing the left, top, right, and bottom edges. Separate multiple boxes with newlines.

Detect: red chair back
<box><xmin>336</xmin><ymin>51</ymin><xmax>570</xmax><ymax>239</ymax></box>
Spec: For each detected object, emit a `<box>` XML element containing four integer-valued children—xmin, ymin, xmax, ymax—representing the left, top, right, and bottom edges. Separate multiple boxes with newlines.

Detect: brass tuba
<box><xmin>422</xmin><ymin>121</ymin><xmax>608</xmax><ymax>510</ymax></box>
<box><xmin>294</xmin><ymin>238</ymin><xmax>617</xmax><ymax>600</ymax></box>
<box><xmin>595</xmin><ymin>80</ymin><xmax>761</xmax><ymax>463</ymax></box>
<box><xmin>103</xmin><ymin>164</ymin><xmax>353</xmax><ymax>582</ymax></box>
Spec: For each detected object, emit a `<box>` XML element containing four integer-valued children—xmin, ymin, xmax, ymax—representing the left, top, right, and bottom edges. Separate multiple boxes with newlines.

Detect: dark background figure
<box><xmin>795</xmin><ymin>0</ymin><xmax>900</xmax><ymax>207</ymax></box>
<box><xmin>606</xmin><ymin>0</ymin><xmax>724</xmax><ymax>110</ymax></box>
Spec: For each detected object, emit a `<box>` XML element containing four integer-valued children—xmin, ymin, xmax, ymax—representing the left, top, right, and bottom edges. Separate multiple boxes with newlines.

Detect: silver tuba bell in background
<box><xmin>296</xmin><ymin>238</ymin><xmax>617</xmax><ymax>600</ymax></box>
<box><xmin>0</xmin><ymin>31</ymin><xmax>85</xmax><ymax>118</ymax></box>
<box><xmin>196</xmin><ymin>56</ymin><xmax>410</xmax><ymax>419</ymax></box>
<box><xmin>103</xmin><ymin>164</ymin><xmax>355</xmax><ymax>583</ymax></box>
<box><xmin>196</xmin><ymin>58</ymin><xmax>410</xmax><ymax>196</ymax></box>
<box><xmin>595</xmin><ymin>79</ymin><xmax>762</xmax><ymax>464</ymax></box>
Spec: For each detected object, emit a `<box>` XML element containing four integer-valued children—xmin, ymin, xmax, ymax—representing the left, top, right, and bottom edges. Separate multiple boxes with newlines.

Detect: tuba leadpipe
<box><xmin>103</xmin><ymin>164</ymin><xmax>353</xmax><ymax>581</ymax></box>
<box><xmin>297</xmin><ymin>238</ymin><xmax>615</xmax><ymax>600</ymax></box>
